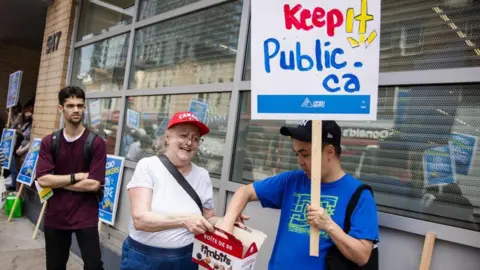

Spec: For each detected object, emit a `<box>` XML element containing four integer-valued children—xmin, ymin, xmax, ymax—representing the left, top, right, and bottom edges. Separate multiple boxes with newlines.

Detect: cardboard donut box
<box><xmin>192</xmin><ymin>222</ymin><xmax>267</xmax><ymax>270</ymax></box>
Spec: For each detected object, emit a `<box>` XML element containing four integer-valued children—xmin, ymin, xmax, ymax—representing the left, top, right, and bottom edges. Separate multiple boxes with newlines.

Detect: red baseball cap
<box><xmin>167</xmin><ymin>112</ymin><xmax>210</xmax><ymax>136</ymax></box>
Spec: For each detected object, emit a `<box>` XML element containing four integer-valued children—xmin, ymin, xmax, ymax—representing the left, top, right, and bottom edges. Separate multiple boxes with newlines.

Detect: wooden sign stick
<box><xmin>419</xmin><ymin>232</ymin><xmax>436</xmax><ymax>270</ymax></box>
<box><xmin>98</xmin><ymin>220</ymin><xmax>103</xmax><ymax>232</ymax></box>
<box><xmin>310</xmin><ymin>120</ymin><xmax>323</xmax><ymax>256</ymax></box>
<box><xmin>6</xmin><ymin>107</ymin><xmax>12</xmax><ymax>128</ymax></box>
<box><xmin>32</xmin><ymin>201</ymin><xmax>48</xmax><ymax>239</ymax></box>
<box><xmin>8</xmin><ymin>183</ymin><xmax>24</xmax><ymax>222</ymax></box>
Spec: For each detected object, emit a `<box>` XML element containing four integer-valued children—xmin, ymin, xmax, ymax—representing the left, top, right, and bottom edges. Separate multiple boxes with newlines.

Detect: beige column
<box><xmin>32</xmin><ymin>0</ymin><xmax>76</xmax><ymax>139</ymax></box>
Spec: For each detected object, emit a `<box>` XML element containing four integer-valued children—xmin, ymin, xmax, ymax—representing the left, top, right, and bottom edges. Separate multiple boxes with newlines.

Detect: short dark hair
<box><xmin>322</xmin><ymin>143</ymin><xmax>342</xmax><ymax>158</ymax></box>
<box><xmin>58</xmin><ymin>86</ymin><xmax>85</xmax><ymax>105</ymax></box>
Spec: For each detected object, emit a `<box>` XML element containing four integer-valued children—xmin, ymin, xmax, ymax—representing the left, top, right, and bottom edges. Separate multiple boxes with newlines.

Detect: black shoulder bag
<box><xmin>325</xmin><ymin>184</ymin><xmax>379</xmax><ymax>270</ymax></box>
<box><xmin>158</xmin><ymin>154</ymin><xmax>203</xmax><ymax>212</ymax></box>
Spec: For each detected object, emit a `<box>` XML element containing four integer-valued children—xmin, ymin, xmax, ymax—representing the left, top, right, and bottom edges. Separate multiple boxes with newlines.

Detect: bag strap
<box><xmin>83</xmin><ymin>131</ymin><xmax>97</xmax><ymax>170</ymax></box>
<box><xmin>343</xmin><ymin>184</ymin><xmax>374</xmax><ymax>233</ymax></box>
<box><xmin>158</xmin><ymin>154</ymin><xmax>203</xmax><ymax>212</ymax></box>
<box><xmin>50</xmin><ymin>129</ymin><xmax>62</xmax><ymax>164</ymax></box>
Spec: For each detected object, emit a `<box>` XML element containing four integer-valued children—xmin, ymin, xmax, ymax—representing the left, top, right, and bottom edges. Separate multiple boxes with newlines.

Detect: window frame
<box><xmin>65</xmin><ymin>0</ymin><xmax>480</xmax><ymax>250</ymax></box>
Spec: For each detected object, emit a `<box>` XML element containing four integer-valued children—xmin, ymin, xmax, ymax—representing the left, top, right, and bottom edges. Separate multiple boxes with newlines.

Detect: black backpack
<box><xmin>50</xmin><ymin>128</ymin><xmax>98</xmax><ymax>169</ymax></box>
<box><xmin>325</xmin><ymin>184</ymin><xmax>379</xmax><ymax>270</ymax></box>
<box><xmin>50</xmin><ymin>129</ymin><xmax>103</xmax><ymax>200</ymax></box>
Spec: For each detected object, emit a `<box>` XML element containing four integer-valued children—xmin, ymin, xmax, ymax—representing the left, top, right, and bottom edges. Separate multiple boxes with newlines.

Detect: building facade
<box><xmin>23</xmin><ymin>0</ymin><xmax>480</xmax><ymax>269</ymax></box>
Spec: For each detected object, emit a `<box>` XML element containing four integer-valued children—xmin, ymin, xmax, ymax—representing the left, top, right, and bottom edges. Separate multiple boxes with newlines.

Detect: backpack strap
<box><xmin>83</xmin><ymin>131</ymin><xmax>97</xmax><ymax>170</ymax></box>
<box><xmin>343</xmin><ymin>184</ymin><xmax>374</xmax><ymax>233</ymax></box>
<box><xmin>50</xmin><ymin>129</ymin><xmax>62</xmax><ymax>165</ymax></box>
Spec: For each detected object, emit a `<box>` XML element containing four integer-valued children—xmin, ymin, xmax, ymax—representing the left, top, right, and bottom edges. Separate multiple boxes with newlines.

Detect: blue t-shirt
<box><xmin>253</xmin><ymin>171</ymin><xmax>379</xmax><ymax>270</ymax></box>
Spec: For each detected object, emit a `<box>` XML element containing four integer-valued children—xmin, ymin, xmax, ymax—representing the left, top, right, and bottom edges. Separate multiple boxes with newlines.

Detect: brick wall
<box><xmin>0</xmin><ymin>43</ymin><xmax>41</xmax><ymax>122</ymax></box>
<box><xmin>33</xmin><ymin>0</ymin><xmax>76</xmax><ymax>139</ymax></box>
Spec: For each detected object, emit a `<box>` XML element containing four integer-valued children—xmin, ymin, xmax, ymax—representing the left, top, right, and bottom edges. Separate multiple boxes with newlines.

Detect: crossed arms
<box><xmin>38</xmin><ymin>172</ymin><xmax>101</xmax><ymax>192</ymax></box>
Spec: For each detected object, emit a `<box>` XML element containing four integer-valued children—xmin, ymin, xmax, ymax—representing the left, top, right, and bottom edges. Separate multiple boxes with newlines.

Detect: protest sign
<box><xmin>17</xmin><ymin>138</ymin><xmax>42</xmax><ymax>186</ymax></box>
<box><xmin>88</xmin><ymin>99</ymin><xmax>102</xmax><ymax>126</ymax></box>
<box><xmin>7</xmin><ymin>71</ymin><xmax>22</xmax><ymax>109</ymax></box>
<box><xmin>127</xmin><ymin>109</ymin><xmax>140</xmax><ymax>129</ymax></box>
<box><xmin>251</xmin><ymin>0</ymin><xmax>381</xmax><ymax>121</ymax></box>
<box><xmin>98</xmin><ymin>155</ymin><xmax>125</xmax><ymax>225</ymax></box>
<box><xmin>423</xmin><ymin>143</ymin><xmax>456</xmax><ymax>187</ymax></box>
<box><xmin>451</xmin><ymin>133</ymin><xmax>478</xmax><ymax>176</ymax></box>
<box><xmin>1</xmin><ymin>129</ymin><xmax>17</xmax><ymax>170</ymax></box>
<box><xmin>189</xmin><ymin>98</ymin><xmax>209</xmax><ymax>124</ymax></box>
<box><xmin>250</xmin><ymin>0</ymin><xmax>381</xmax><ymax>256</ymax></box>
<box><xmin>34</xmin><ymin>181</ymin><xmax>54</xmax><ymax>203</ymax></box>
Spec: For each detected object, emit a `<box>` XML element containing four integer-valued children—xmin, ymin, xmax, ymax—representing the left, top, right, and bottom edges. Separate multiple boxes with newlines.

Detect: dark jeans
<box><xmin>120</xmin><ymin>236</ymin><xmax>197</xmax><ymax>270</ymax></box>
<box><xmin>44</xmin><ymin>226</ymin><xmax>104</xmax><ymax>270</ymax></box>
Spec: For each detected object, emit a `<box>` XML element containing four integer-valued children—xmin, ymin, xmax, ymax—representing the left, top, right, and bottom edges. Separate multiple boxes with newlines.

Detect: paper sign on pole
<box><xmin>17</xmin><ymin>138</ymin><xmax>42</xmax><ymax>186</ymax></box>
<box><xmin>1</xmin><ymin>129</ymin><xmax>17</xmax><ymax>170</ymax></box>
<box><xmin>188</xmin><ymin>98</ymin><xmax>209</xmax><ymax>124</ymax></box>
<box><xmin>88</xmin><ymin>99</ymin><xmax>102</xmax><ymax>126</ymax></box>
<box><xmin>7</xmin><ymin>71</ymin><xmax>22</xmax><ymax>109</ymax></box>
<box><xmin>251</xmin><ymin>0</ymin><xmax>381</xmax><ymax>121</ymax></box>
<box><xmin>127</xmin><ymin>109</ymin><xmax>140</xmax><ymax>129</ymax></box>
<box><xmin>451</xmin><ymin>133</ymin><xmax>478</xmax><ymax>176</ymax></box>
<box><xmin>34</xmin><ymin>181</ymin><xmax>54</xmax><ymax>203</ymax></box>
<box><xmin>98</xmin><ymin>155</ymin><xmax>125</xmax><ymax>225</ymax></box>
<box><xmin>423</xmin><ymin>143</ymin><xmax>457</xmax><ymax>187</ymax></box>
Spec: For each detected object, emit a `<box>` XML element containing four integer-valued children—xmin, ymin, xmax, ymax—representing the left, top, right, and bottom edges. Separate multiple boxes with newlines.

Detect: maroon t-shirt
<box><xmin>36</xmin><ymin>129</ymin><xmax>107</xmax><ymax>230</ymax></box>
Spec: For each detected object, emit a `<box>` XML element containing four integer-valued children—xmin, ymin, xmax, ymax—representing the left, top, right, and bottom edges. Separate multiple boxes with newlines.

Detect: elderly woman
<box><xmin>120</xmin><ymin>111</ymin><xmax>218</xmax><ymax>270</ymax></box>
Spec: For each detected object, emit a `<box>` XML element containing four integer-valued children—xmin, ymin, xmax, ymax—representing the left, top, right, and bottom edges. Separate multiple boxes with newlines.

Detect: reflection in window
<box><xmin>84</xmin><ymin>98</ymin><xmax>122</xmax><ymax>155</ymax></box>
<box><xmin>232</xmin><ymin>87</ymin><xmax>480</xmax><ymax>231</ymax></box>
<box><xmin>121</xmin><ymin>92</ymin><xmax>231</xmax><ymax>177</ymax></box>
<box><xmin>138</xmin><ymin>0</ymin><xmax>201</xmax><ymax>21</ymax></box>
<box><xmin>243</xmin><ymin>1</ymin><xmax>480</xmax><ymax>76</ymax></box>
<box><xmin>77</xmin><ymin>0</ymin><xmax>135</xmax><ymax>41</ymax></box>
<box><xmin>72</xmin><ymin>34</ymin><xmax>130</xmax><ymax>92</ymax></box>
<box><xmin>130</xmin><ymin>1</ymin><xmax>242</xmax><ymax>89</ymax></box>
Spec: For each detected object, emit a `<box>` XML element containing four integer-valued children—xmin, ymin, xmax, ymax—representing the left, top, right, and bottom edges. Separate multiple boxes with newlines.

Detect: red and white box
<box><xmin>192</xmin><ymin>225</ymin><xmax>267</xmax><ymax>270</ymax></box>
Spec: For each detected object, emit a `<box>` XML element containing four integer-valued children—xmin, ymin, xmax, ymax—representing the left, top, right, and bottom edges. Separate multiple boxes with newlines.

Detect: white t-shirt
<box><xmin>126</xmin><ymin>156</ymin><xmax>214</xmax><ymax>248</ymax></box>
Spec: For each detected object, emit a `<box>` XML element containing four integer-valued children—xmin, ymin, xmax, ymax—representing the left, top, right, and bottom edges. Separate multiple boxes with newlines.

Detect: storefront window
<box><xmin>71</xmin><ymin>34</ymin><xmax>130</xmax><ymax>92</ymax></box>
<box><xmin>138</xmin><ymin>0</ymin><xmax>201</xmax><ymax>21</ymax></box>
<box><xmin>77</xmin><ymin>0</ymin><xmax>135</xmax><ymax>41</ymax></box>
<box><xmin>232</xmin><ymin>87</ymin><xmax>480</xmax><ymax>231</ymax></box>
<box><xmin>129</xmin><ymin>1</ymin><xmax>242</xmax><ymax>89</ymax></box>
<box><xmin>84</xmin><ymin>98</ymin><xmax>122</xmax><ymax>155</ymax></box>
<box><xmin>121</xmin><ymin>92</ymin><xmax>231</xmax><ymax>177</ymax></box>
<box><xmin>243</xmin><ymin>1</ymin><xmax>480</xmax><ymax>76</ymax></box>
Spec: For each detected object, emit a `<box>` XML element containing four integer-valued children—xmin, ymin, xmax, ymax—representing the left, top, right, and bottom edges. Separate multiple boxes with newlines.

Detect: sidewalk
<box><xmin>0</xmin><ymin>213</ymin><xmax>83</xmax><ymax>270</ymax></box>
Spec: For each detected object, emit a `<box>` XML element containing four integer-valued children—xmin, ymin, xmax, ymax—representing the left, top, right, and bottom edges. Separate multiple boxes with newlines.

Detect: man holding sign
<box><xmin>218</xmin><ymin>120</ymin><xmax>379</xmax><ymax>269</ymax></box>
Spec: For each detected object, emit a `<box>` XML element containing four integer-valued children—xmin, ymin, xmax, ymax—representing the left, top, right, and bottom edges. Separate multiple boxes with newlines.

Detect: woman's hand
<box><xmin>182</xmin><ymin>216</ymin><xmax>214</xmax><ymax>235</ymax></box>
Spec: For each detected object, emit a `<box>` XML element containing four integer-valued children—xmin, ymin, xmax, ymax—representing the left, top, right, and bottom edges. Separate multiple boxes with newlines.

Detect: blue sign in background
<box><xmin>423</xmin><ymin>144</ymin><xmax>456</xmax><ymax>186</ymax></box>
<box><xmin>99</xmin><ymin>155</ymin><xmax>124</xmax><ymax>225</ymax></box>
<box><xmin>451</xmin><ymin>133</ymin><xmax>477</xmax><ymax>176</ymax></box>
<box><xmin>127</xmin><ymin>109</ymin><xmax>140</xmax><ymax>129</ymax></box>
<box><xmin>17</xmin><ymin>139</ymin><xmax>42</xmax><ymax>186</ymax></box>
<box><xmin>189</xmin><ymin>99</ymin><xmax>209</xmax><ymax>124</ymax></box>
<box><xmin>7</xmin><ymin>71</ymin><xmax>22</xmax><ymax>108</ymax></box>
<box><xmin>1</xmin><ymin>129</ymin><xmax>16</xmax><ymax>170</ymax></box>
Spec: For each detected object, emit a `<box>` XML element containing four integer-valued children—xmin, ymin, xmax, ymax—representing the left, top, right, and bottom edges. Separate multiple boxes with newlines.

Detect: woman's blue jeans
<box><xmin>120</xmin><ymin>236</ymin><xmax>198</xmax><ymax>270</ymax></box>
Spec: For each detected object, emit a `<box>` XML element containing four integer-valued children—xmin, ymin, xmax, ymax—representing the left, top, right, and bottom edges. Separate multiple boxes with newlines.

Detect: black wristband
<box><xmin>70</xmin><ymin>173</ymin><xmax>75</xmax><ymax>185</ymax></box>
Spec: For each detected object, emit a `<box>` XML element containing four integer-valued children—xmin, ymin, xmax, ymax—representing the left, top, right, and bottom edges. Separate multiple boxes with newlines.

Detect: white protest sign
<box><xmin>251</xmin><ymin>0</ymin><xmax>381</xmax><ymax>121</ymax></box>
